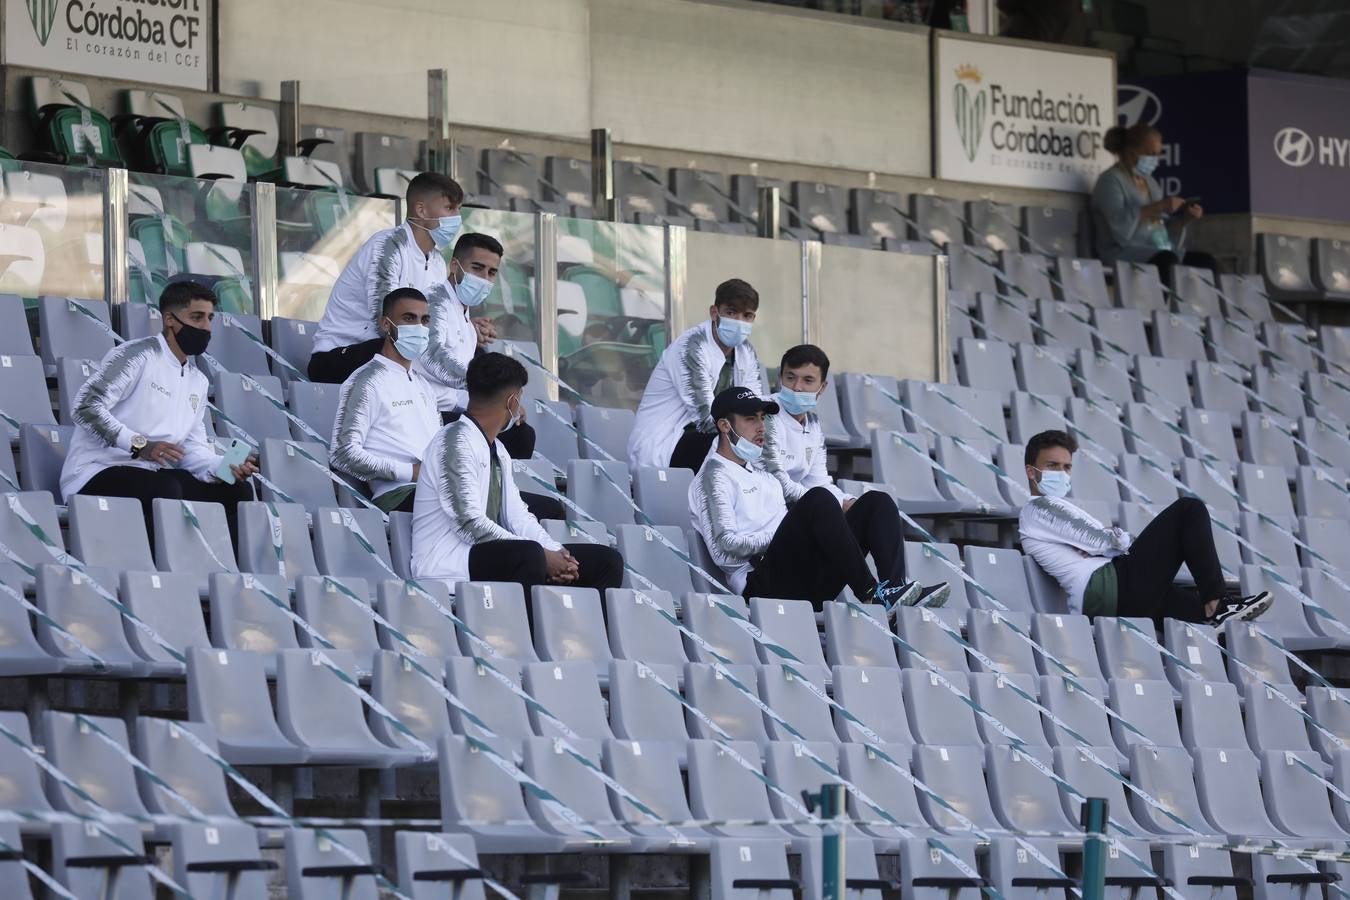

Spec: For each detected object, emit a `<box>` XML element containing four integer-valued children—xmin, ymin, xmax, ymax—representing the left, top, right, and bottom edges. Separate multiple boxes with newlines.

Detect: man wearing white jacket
<box><xmin>411</xmin><ymin>352</ymin><xmax>623</xmax><ymax>592</ymax></box>
<box><xmin>629</xmin><ymin>278</ymin><xmax>765</xmax><ymax>471</ymax></box>
<box><xmin>1018</xmin><ymin>429</ymin><xmax>1271</xmax><ymax>625</ymax></box>
<box><xmin>62</xmin><ymin>281</ymin><xmax>257</xmax><ymax>541</ymax></box>
<box><xmin>690</xmin><ymin>386</ymin><xmax>945</xmax><ymax>610</ymax></box>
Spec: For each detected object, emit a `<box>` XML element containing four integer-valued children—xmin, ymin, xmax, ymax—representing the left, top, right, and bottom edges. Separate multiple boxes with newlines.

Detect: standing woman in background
<box><xmin>1092</xmin><ymin>123</ymin><xmax>1214</xmax><ymax>287</ymax></box>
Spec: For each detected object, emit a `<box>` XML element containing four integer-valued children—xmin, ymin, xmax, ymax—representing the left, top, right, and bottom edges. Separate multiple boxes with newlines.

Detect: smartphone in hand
<box><xmin>214</xmin><ymin>438</ymin><xmax>251</xmax><ymax>484</ymax></box>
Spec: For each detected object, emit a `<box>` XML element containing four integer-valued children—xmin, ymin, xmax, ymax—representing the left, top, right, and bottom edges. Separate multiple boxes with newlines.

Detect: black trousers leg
<box><xmin>564</xmin><ymin>543</ymin><xmax>624</xmax><ymax>592</ymax></box>
<box><xmin>1147</xmin><ymin>250</ymin><xmax>1182</xmax><ymax>289</ymax></box>
<box><xmin>669</xmin><ymin>427</ymin><xmax>716</xmax><ymax>472</ymax></box>
<box><xmin>1111</xmin><ymin>497</ymin><xmax>1221</xmax><ymax>624</ymax></box>
<box><xmin>497</xmin><ymin>423</ymin><xmax>537</xmax><ymax>460</ymax></box>
<box><xmin>844</xmin><ymin>490</ymin><xmax>907</xmax><ymax>590</ymax></box>
<box><xmin>468</xmin><ymin>539</ymin><xmax>549</xmax><ymax>591</ymax></box>
<box><xmin>744</xmin><ymin>487</ymin><xmax>877</xmax><ymax>609</ymax></box>
<box><xmin>523</xmin><ymin>494</ymin><xmax>566</xmax><ymax>522</ymax></box>
<box><xmin>306</xmin><ymin>339</ymin><xmax>383</xmax><ymax>384</ymax></box>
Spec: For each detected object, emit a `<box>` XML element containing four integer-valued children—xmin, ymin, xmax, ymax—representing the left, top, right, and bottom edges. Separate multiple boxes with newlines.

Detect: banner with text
<box><xmin>1247</xmin><ymin>70</ymin><xmax>1350</xmax><ymax>224</ymax></box>
<box><xmin>934</xmin><ymin>32</ymin><xmax>1115</xmax><ymax>192</ymax></box>
<box><xmin>5</xmin><ymin>0</ymin><xmax>211</xmax><ymax>90</ymax></box>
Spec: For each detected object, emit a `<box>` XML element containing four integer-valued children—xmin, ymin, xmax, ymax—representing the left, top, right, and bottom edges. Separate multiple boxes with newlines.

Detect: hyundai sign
<box><xmin>1247</xmin><ymin>71</ymin><xmax>1350</xmax><ymax>222</ymax></box>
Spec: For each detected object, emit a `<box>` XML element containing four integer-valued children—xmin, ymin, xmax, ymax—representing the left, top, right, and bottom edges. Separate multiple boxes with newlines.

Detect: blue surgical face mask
<box><xmin>1134</xmin><ymin>155</ymin><xmax>1160</xmax><ymax>177</ymax></box>
<box><xmin>411</xmin><ymin>214</ymin><xmax>462</xmax><ymax>249</ymax></box>
<box><xmin>729</xmin><ymin>426</ymin><xmax>762</xmax><ymax>464</ymax></box>
<box><xmin>456</xmin><ymin>271</ymin><xmax>494</xmax><ymax>308</ymax></box>
<box><xmin>1036</xmin><ymin>468</ymin><xmax>1071</xmax><ymax>499</ymax></box>
<box><xmin>391</xmin><ymin>323</ymin><xmax>429</xmax><ymax>360</ymax></box>
<box><xmin>778</xmin><ymin>388</ymin><xmax>817</xmax><ymax>416</ymax></box>
<box><xmin>716</xmin><ymin>316</ymin><xmax>753</xmax><ymax>348</ymax></box>
<box><xmin>505</xmin><ymin>393</ymin><xmax>522</xmax><ymax>432</ymax></box>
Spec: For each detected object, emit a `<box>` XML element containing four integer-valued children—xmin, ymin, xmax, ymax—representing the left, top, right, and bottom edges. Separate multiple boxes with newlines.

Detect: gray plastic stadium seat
<box><xmin>1122</xmin><ymin>403</ymin><xmax>1184</xmax><ymax>459</ymax></box>
<box><xmin>1058</xmin><ymin>443</ymin><xmax>1122</xmax><ymax>506</ymax></box>
<box><xmin>831</xmin><ymin>665</ymin><xmax>913</xmax><ymax>744</ymax></box>
<box><xmin>1113</xmin><ymin>260</ymin><xmax>1167</xmax><ymax>313</ymax></box>
<box><xmin>813</xmin><ymin>379</ymin><xmax>855</xmax><ymax>448</ymax></box>
<box><xmin>632</xmin><ymin>466</ymin><xmax>695</xmax><ymax>528</ymax></box>
<box><xmin>1260</xmin><ymin>322</ymin><xmax>1316</xmax><ymax>371</ymax></box>
<box><xmin>1023</xmin><ymin>207</ymin><xmax>1079</xmax><ymax>256</ymax></box>
<box><xmin>456</xmin><ymin>581</ymin><xmax>535</xmax><ymax>660</ymax></box>
<box><xmin>1260</xmin><ymin>749</ymin><xmax>1350</xmax><ymax>840</ymax></box>
<box><xmin>823</xmin><ymin>600</ymin><xmax>896</xmax><ymax>668</ymax></box>
<box><xmin>1179</xmin><ymin>407</ymin><xmax>1239</xmax><ymax>465</ymax></box>
<box><xmin>1308</xmin><ymin>687</ymin><xmax>1350</xmax><ymax>762</ymax></box>
<box><xmin>1014</xmin><ymin>345</ymin><xmax>1073</xmax><ymax>398</ymax></box>
<box><xmin>170</xmin><ymin>823</ymin><xmax>270</xmax><ymax>900</ymax></box>
<box><xmin>934</xmin><ymin>437</ymin><xmax>1017</xmax><ymax>514</ymax></box>
<box><xmin>1243</xmin><ymin>677</ymin><xmax>1317</xmax><ymax>758</ymax></box>
<box><xmin>369</xmin><ymin>650</ymin><xmax>453</xmax><ymax>750</ymax></box>
<box><xmin>35</xmin><ymin>564</ymin><xmax>143</xmax><ymax>675</ymax></box>
<box><xmin>395</xmin><ymin>831</ymin><xmax>488</xmax><ymax>900</ymax></box>
<box><xmin>1207</xmin><ymin>317</ymin><xmax>1262</xmax><ymax>369</ymax></box>
<box><xmin>1242</xmin><ymin>412</ymin><xmax>1299</xmax><ymax>472</ymax></box>
<box><xmin>761</xmin><ymin>740</ymin><xmax>842</xmax><ymax>841</ymax></box>
<box><xmin>967</xmin><ymin>200</ymin><xmax>1019</xmax><ymax>253</ymax></box>
<box><xmin>119</xmin><ymin>570</ymin><xmax>209</xmax><ymax>674</ymax></box>
<box><xmin>1031</xmin><ymin>614</ymin><xmax>1104</xmax><ymax>680</ymax></box>
<box><xmin>1192</xmin><ymin>747</ymin><xmax>1283</xmax><ymax>839</ymax></box>
<box><xmin>608</xmin><ymin>660</ymin><xmax>686</xmax><ymax>741</ymax></box>
<box><xmin>521</xmin><ymin>735</ymin><xmax>634</xmax><ymax>845</ymax></box>
<box><xmin>185</xmin><ymin>648</ymin><xmax>306</xmax><ymax>764</ymax></box>
<box><xmin>0</xmin><ymin>567</ymin><xmax>60</xmax><ymax>676</ymax></box>
<box><xmin>869</xmin><ymin>429</ymin><xmax>962</xmax><ymax>515</ymax></box>
<box><xmin>949</xmin><ymin>243</ymin><xmax>1003</xmax><ymax>295</ymax></box>
<box><xmin>1039</xmin><ymin>675</ymin><xmax>1121</xmax><ymax>763</ymax></box>
<box><xmin>134</xmin><ymin>717</ymin><xmax>237</xmax><ymax>820</ymax></box>
<box><xmin>1162</xmin><ymin>620</ymin><xmax>1227</xmax><ymax>688</ymax></box>
<box><xmin>962</xmin><ymin>548</ymin><xmax>1034</xmax><ymax>614</ymax></box>
<box><xmin>286</xmin><ymin>828</ymin><xmax>378</xmax><ymax>900</ymax></box>
<box><xmin>1126</xmin><ymin>744</ymin><xmax>1217</xmax><ymax>836</ymax></box>
<box><xmin>618</xmin><ymin>524</ymin><xmax>699</xmax><ymax>595</ymax></box>
<box><xmin>1107</xmin><ymin>678</ymin><xmax>1183</xmax><ymax>751</ymax></box>
<box><xmin>1236</xmin><ymin>462</ymin><xmax>1295</xmax><ymax>518</ymax></box>
<box><xmin>710</xmin><ymin>838</ymin><xmax>796</xmax><ymax>900</ymax></box>
<box><xmin>749</xmin><ymin>596</ymin><xmax>827</xmax><ymax>668</ymax></box>
<box><xmin>210</xmin><ymin>571</ymin><xmax>299</xmax><ymax>665</ymax></box>
<box><xmin>911</xmin><ymin>194</ymin><xmax>962</xmax><ymax>247</ymax></box>
<box><xmin>759</xmin><ymin>663</ymin><xmax>835</xmax><ymax>741</ymax></box>
<box><xmin>792</xmin><ymin>181</ymin><xmax>849</xmax><ymax>234</ymax></box>
<box><xmin>672</xmin><ymin>169</ymin><xmax>732</xmax><ymax>225</ymax></box>
<box><xmin>51</xmin><ymin>821</ymin><xmax>153</xmax><ymax>900</ymax></box>
<box><xmin>1180</xmin><ymin>680</ymin><xmax>1249</xmax><ymax>750</ymax></box>
<box><xmin>1091</xmin><ymin>308</ymin><xmax>1149</xmax><ymax>356</ymax></box>
<box><xmin>38</xmin><ymin>296</ymin><xmax>114</xmax><ymax>373</ymax></box>
<box><xmin>566</xmin><ymin>459</ymin><xmax>632</xmax><ymax>526</ymax></box>
<box><xmin>850</xmin><ymin>188</ymin><xmax>907</xmax><ymax>243</ymax></box>
<box><xmin>313</xmin><ymin>506</ymin><xmax>395</xmax><ymax>581</ymax></box>
<box><xmin>987</xmin><ymin>744</ymin><xmax>1076</xmax><ymax>832</ymax></box>
<box><xmin>1132</xmin><ymin>356</ymin><xmax>1189</xmax><ymax>410</ymax></box>
<box><xmin>1313</xmin><ymin>238</ymin><xmax>1350</xmax><ymax>297</ymax></box>
<box><xmin>1000</xmin><ymin>253</ymin><xmax>1054</xmax><ymax>303</ymax></box>
<box><xmin>277</xmin><ymin>648</ymin><xmax>421</xmax><ymax>766</ymax></box>
<box><xmin>971</xmin><ymin>671</ymin><xmax>1047</xmax><ymax>746</ymax></box>
<box><xmin>688</xmin><ymin>740</ymin><xmax>791</xmax><ymax>841</ymax></box>
<box><xmin>1252</xmin><ymin>366</ymin><xmax>1306</xmax><ymax>420</ymax></box>
<box><xmin>1172</xmin><ymin>265</ymin><xmax>1223</xmax><ymax>318</ymax></box>
<box><xmin>1051</xmin><ymin>745</ymin><xmax>1145</xmax><ymax>835</ymax></box>
<box><xmin>1023</xmin><ymin>558</ymin><xmax>1068</xmax><ymax>614</ymax></box>
<box><xmin>532</xmin><ymin>585</ymin><xmax>611</xmax><ymax>677</ymax></box>
<box><xmin>293</xmin><ymin>575</ymin><xmax>379</xmax><ymax>671</ymax></box>
<box><xmin>213</xmin><ymin>371</ymin><xmax>290</xmax><ymax>441</ymax></box>
<box><xmin>43</xmin><ymin>711</ymin><xmax>151</xmax><ymax>823</ymax></box>
<box><xmin>956</xmin><ymin>337</ymin><xmax>1016</xmax><ymax>398</ymax></box>
<box><xmin>1151</xmin><ymin>311</ymin><xmax>1207</xmax><ymax>360</ymax></box>
<box><xmin>288</xmin><ymin>380</ymin><xmax>341</xmax><ymax>442</ymax></box>
<box><xmin>1009</xmin><ymin>390</ymin><xmax>1066</xmax><ymax>445</ymax></box>
<box><xmin>905</xmin><ymin>541</ymin><xmax>972</xmax><ymax>609</ymax></box>
<box><xmin>895</xmin><ymin>606</ymin><xmax>967</xmax><ymax>672</ymax></box>
<box><xmin>1299</xmin><ymin>515</ymin><xmax>1348</xmax><ymax>568</ymax></box>
<box><xmin>1037</xmin><ymin>299</ymin><xmax>1094</xmax><ymax>349</ymax></box>
<box><xmin>523</xmin><ymin>659</ymin><xmax>613</xmax><ymax>740</ymax></box>
<box><xmin>913</xmin><ymin>744</ymin><xmax>1000</xmax><ymax>831</ymax></box>
<box><xmin>482</xmin><ymin>149</ymin><xmax>542</xmax><ymax>203</ymax></box>
<box><xmin>55</xmin><ymin>357</ymin><xmax>95</xmax><ymax>424</ymax></box>
<box><xmin>605</xmin><ymin>587</ymin><xmax>685</xmax><ymax>665</ymax></box>
<box><xmin>1223</xmin><ymin>619</ymin><xmax>1293</xmax><ymax>687</ymax></box>
<box><xmin>259</xmin><ymin>438</ymin><xmax>337</xmax><ymax>513</ymax></box>
<box><xmin>151</xmin><ymin>497</ymin><xmax>237</xmax><ymax>581</ymax></box>
<box><xmin>575</xmin><ymin>405</ymin><xmax>634</xmax><ymax>462</ymax></box>
<box><xmin>388</xmin><ymin>510</ymin><xmax>412</xmax><ymax>578</ymax></box>
<box><xmin>967</xmin><ymin>609</ymin><xmax>1036</xmax><ymax>673</ymax></box>
<box><xmin>683</xmin><ymin>593</ymin><xmax>758</xmax><ymax>664</ymax></box>
<box><xmin>988</xmin><ymin>838</ymin><xmax>1070</xmax><ymax>900</ymax></box>
<box><xmin>837</xmin><ymin>741</ymin><xmax>931</xmax><ymax>841</ymax></box>
<box><xmin>444</xmin><ymin>657</ymin><xmax>532</xmax><ymax>742</ymax></box>
<box><xmin>0</xmin><ymin>711</ymin><xmax>55</xmax><ymax>833</ymax></box>
<box><xmin>904</xmin><ymin>669</ymin><xmax>981</xmax><ymax>746</ymax></box>
<box><xmin>1067</xmin><ymin>397</ymin><xmax>1129</xmax><ymax>461</ymax></box>
<box><xmin>684</xmin><ymin>662</ymin><xmax>768</xmax><ymax>742</ymax></box>
<box><xmin>531</xmin><ymin>399</ymin><xmax>579</xmax><ymax>469</ymax></box>
<box><xmin>0</xmin><ymin>359</ymin><xmax>56</xmax><ymax>440</ymax></box>
<box><xmin>0</xmin><ymin>295</ymin><xmax>33</xmax><ymax>355</ymax></box>
<box><xmin>1094</xmin><ymin>617</ymin><xmax>1167</xmax><ymax>682</ymax></box>
<box><xmin>898</xmin><ymin>837</ymin><xmax>984</xmax><ymax>900</ymax></box>
<box><xmin>1304</xmin><ymin>566</ymin><xmax>1350</xmax><ymax>646</ymax></box>
<box><xmin>0</xmin><ymin>439</ymin><xmax>17</xmax><ymax>492</ymax></box>
<box><xmin>1055</xmin><ymin>257</ymin><xmax>1110</xmax><ymax>307</ymax></box>
<box><xmin>438</xmin><ymin>733</ymin><xmax>572</xmax><ymax>853</ymax></box>
<box><xmin>544</xmin><ymin>155</ymin><xmax>592</xmax><ymax>215</ymax></box>
<box><xmin>237</xmin><ymin>500</ymin><xmax>319</xmax><ymax>581</ymax></box>
<box><xmin>1220</xmin><ymin>273</ymin><xmax>1274</xmax><ymax>320</ymax></box>
<box><xmin>838</xmin><ymin>373</ymin><xmax>905</xmax><ymax>442</ymax></box>
<box><xmin>975</xmin><ymin>292</ymin><xmax>1035</xmax><ymax>344</ymax></box>
<box><xmin>207</xmin><ymin>313</ymin><xmax>269</xmax><ymax>376</ymax></box>
<box><xmin>901</xmin><ymin>379</ymin><xmax>1007</xmax><ymax>444</ymax></box>
<box><xmin>1238</xmin><ymin>516</ymin><xmax>1300</xmax><ymax>569</ymax></box>
<box><xmin>1179</xmin><ymin>457</ymin><xmax>1239</xmax><ymax>516</ymax></box>
<box><xmin>268</xmin><ymin>317</ymin><xmax>314</xmax><ymax>385</ymax></box>
<box><xmin>1300</xmin><ymin>414</ymin><xmax>1350</xmax><ymax>470</ymax></box>
<box><xmin>0</xmin><ymin>490</ymin><xmax>63</xmax><ymax>592</ymax></box>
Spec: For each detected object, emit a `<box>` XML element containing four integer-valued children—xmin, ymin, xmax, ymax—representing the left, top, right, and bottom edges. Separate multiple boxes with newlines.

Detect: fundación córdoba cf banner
<box><xmin>933</xmin><ymin>32</ymin><xmax>1116</xmax><ymax>193</ymax></box>
<box><xmin>4</xmin><ymin>0</ymin><xmax>210</xmax><ymax>90</ymax></box>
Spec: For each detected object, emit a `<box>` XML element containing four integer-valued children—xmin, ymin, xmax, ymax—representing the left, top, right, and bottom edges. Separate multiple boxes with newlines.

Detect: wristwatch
<box><xmin>130</xmin><ymin>435</ymin><xmax>148</xmax><ymax>458</ymax></box>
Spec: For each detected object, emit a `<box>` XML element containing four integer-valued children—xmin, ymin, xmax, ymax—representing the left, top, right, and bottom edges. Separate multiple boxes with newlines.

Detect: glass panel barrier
<box><xmin>128</xmin><ymin>171</ymin><xmax>255</xmax><ymax>313</ymax></box>
<box><xmin>817</xmin><ymin>246</ymin><xmax>941</xmax><ymax>382</ymax></box>
<box><xmin>273</xmin><ymin>185</ymin><xmax>397</xmax><ymax>321</ymax></box>
<box><xmin>459</xmin><ymin>209</ymin><xmax>540</xmax><ymax>345</ymax></box>
<box><xmin>683</xmin><ymin>230</ymin><xmax>804</xmax><ymax>386</ymax></box>
<box><xmin>556</xmin><ymin>217</ymin><xmax>667</xmax><ymax>408</ymax></box>
<box><xmin>0</xmin><ymin>161</ymin><xmax>105</xmax><ymax>305</ymax></box>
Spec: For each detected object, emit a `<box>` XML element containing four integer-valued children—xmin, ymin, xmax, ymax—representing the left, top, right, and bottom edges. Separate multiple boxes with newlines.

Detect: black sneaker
<box><xmin>1206</xmin><ymin>591</ymin><xmax>1273</xmax><ymax>627</ymax></box>
<box><xmin>913</xmin><ymin>583</ymin><xmax>951</xmax><ymax>609</ymax></box>
<box><xmin>872</xmin><ymin>580</ymin><xmax>921</xmax><ymax>608</ymax></box>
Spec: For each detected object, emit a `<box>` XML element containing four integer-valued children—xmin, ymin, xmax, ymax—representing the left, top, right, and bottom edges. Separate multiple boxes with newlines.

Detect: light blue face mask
<box><xmin>778</xmin><ymin>389</ymin><xmax>818</xmax><ymax>416</ymax></box>
<box><xmin>412</xmin><ymin>214</ymin><xmax>463</xmax><ymax>249</ymax></box>
<box><xmin>716</xmin><ymin>316</ymin><xmax>753</xmax><ymax>348</ymax></box>
<box><xmin>1135</xmin><ymin>155</ymin><xmax>1160</xmax><ymax>177</ymax></box>
<box><xmin>1036</xmin><ymin>468</ymin><xmax>1071</xmax><ymax>499</ymax></box>
<box><xmin>505</xmin><ymin>393</ymin><xmax>522</xmax><ymax>432</ymax></box>
<box><xmin>456</xmin><ymin>271</ymin><xmax>494</xmax><ymax>308</ymax></box>
<box><xmin>391</xmin><ymin>323</ymin><xmax>429</xmax><ymax>360</ymax></box>
<box><xmin>729</xmin><ymin>426</ymin><xmax>762</xmax><ymax>464</ymax></box>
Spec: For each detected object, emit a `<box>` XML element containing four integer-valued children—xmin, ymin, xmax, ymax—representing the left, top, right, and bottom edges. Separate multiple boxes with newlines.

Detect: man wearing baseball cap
<box><xmin>690</xmin><ymin>386</ymin><xmax>947</xmax><ymax>610</ymax></box>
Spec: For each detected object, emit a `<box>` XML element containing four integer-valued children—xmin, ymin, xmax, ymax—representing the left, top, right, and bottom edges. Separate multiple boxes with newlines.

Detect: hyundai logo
<box><xmin>1274</xmin><ymin>127</ymin><xmax>1315</xmax><ymax>167</ymax></box>
<box><xmin>1117</xmin><ymin>85</ymin><xmax>1162</xmax><ymax>127</ymax></box>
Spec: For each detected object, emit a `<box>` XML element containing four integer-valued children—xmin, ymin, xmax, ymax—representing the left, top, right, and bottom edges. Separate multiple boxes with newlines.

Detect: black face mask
<box><xmin>170</xmin><ymin>313</ymin><xmax>211</xmax><ymax>356</ymax></box>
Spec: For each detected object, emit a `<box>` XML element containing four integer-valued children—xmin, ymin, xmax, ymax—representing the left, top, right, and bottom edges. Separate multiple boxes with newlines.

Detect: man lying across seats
<box><xmin>629</xmin><ymin>277</ymin><xmax>766</xmax><ymax>472</ymax></box>
<box><xmin>411</xmin><ymin>351</ymin><xmax>623</xmax><ymax>593</ymax></box>
<box><xmin>309</xmin><ymin>172</ymin><xmax>476</xmax><ymax>383</ymax></box>
<box><xmin>763</xmin><ymin>344</ymin><xmax>949</xmax><ymax>607</ymax></box>
<box><xmin>1019</xmin><ymin>429</ymin><xmax>1270</xmax><ymax>626</ymax></box>
<box><xmin>690</xmin><ymin>386</ymin><xmax>947</xmax><ymax>611</ymax></box>
<box><xmin>332</xmin><ymin>287</ymin><xmax>563</xmax><ymax>520</ymax></box>
<box><xmin>61</xmin><ymin>280</ymin><xmax>257</xmax><ymax>542</ymax></box>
